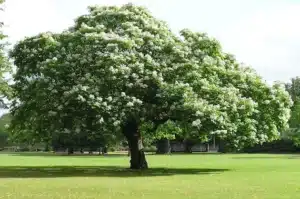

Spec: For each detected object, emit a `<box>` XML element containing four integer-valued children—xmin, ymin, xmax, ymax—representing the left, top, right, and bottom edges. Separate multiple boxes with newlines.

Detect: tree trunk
<box><xmin>127</xmin><ymin>149</ymin><xmax>130</xmax><ymax>156</ymax></box>
<box><xmin>206</xmin><ymin>143</ymin><xmax>210</xmax><ymax>152</ymax></box>
<box><xmin>44</xmin><ymin>143</ymin><xmax>49</xmax><ymax>152</ymax></box>
<box><xmin>156</xmin><ymin>139</ymin><xmax>171</xmax><ymax>154</ymax></box>
<box><xmin>123</xmin><ymin>119</ymin><xmax>148</xmax><ymax>169</ymax></box>
<box><xmin>68</xmin><ymin>147</ymin><xmax>74</xmax><ymax>155</ymax></box>
<box><xmin>218</xmin><ymin>139</ymin><xmax>226</xmax><ymax>153</ymax></box>
<box><xmin>102</xmin><ymin>146</ymin><xmax>107</xmax><ymax>155</ymax></box>
<box><xmin>128</xmin><ymin>137</ymin><xmax>148</xmax><ymax>169</ymax></box>
<box><xmin>184</xmin><ymin>140</ymin><xmax>193</xmax><ymax>153</ymax></box>
<box><xmin>184</xmin><ymin>145</ymin><xmax>193</xmax><ymax>153</ymax></box>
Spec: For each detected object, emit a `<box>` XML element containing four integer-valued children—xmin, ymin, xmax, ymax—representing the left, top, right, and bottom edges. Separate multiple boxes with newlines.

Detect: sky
<box><xmin>1</xmin><ymin>0</ymin><xmax>300</xmax><ymax>83</ymax></box>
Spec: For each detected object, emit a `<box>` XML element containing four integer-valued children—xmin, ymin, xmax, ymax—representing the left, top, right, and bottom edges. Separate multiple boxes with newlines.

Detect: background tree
<box><xmin>284</xmin><ymin>77</ymin><xmax>300</xmax><ymax>145</ymax></box>
<box><xmin>9</xmin><ymin>4</ymin><xmax>292</xmax><ymax>169</ymax></box>
<box><xmin>0</xmin><ymin>0</ymin><xmax>12</xmax><ymax>149</ymax></box>
<box><xmin>0</xmin><ymin>113</ymin><xmax>11</xmax><ymax>148</ymax></box>
<box><xmin>285</xmin><ymin>77</ymin><xmax>300</xmax><ymax>102</ymax></box>
<box><xmin>0</xmin><ymin>0</ymin><xmax>11</xmax><ymax>108</ymax></box>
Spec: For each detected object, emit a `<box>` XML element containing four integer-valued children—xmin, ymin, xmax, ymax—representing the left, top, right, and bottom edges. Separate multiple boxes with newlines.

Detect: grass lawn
<box><xmin>0</xmin><ymin>153</ymin><xmax>300</xmax><ymax>199</ymax></box>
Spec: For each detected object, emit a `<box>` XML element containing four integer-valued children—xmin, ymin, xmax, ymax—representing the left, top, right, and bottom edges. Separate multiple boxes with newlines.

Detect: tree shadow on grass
<box><xmin>232</xmin><ymin>155</ymin><xmax>300</xmax><ymax>160</ymax></box>
<box><xmin>0</xmin><ymin>166</ymin><xmax>229</xmax><ymax>178</ymax></box>
<box><xmin>1</xmin><ymin>152</ymin><xmax>225</xmax><ymax>158</ymax></box>
<box><xmin>4</xmin><ymin>152</ymin><xmax>129</xmax><ymax>158</ymax></box>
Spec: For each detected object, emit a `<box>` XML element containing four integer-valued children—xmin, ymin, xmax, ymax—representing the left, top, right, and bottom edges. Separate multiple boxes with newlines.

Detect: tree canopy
<box><xmin>0</xmin><ymin>0</ymin><xmax>12</xmax><ymax>147</ymax></box>
<box><xmin>0</xmin><ymin>0</ymin><xmax>12</xmax><ymax>108</ymax></box>
<box><xmin>9</xmin><ymin>4</ymin><xmax>292</xmax><ymax>169</ymax></box>
<box><xmin>284</xmin><ymin>77</ymin><xmax>300</xmax><ymax>145</ymax></box>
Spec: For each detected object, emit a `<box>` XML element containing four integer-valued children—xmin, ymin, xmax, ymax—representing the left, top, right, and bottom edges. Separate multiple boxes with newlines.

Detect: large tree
<box><xmin>9</xmin><ymin>4</ymin><xmax>292</xmax><ymax>169</ymax></box>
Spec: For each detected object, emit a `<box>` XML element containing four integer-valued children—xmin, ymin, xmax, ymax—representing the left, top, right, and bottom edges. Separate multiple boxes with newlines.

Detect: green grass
<box><xmin>0</xmin><ymin>153</ymin><xmax>300</xmax><ymax>199</ymax></box>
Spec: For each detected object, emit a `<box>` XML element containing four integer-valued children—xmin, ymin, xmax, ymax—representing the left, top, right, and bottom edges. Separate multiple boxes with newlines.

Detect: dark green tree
<box><xmin>0</xmin><ymin>113</ymin><xmax>11</xmax><ymax>148</ymax></box>
<box><xmin>284</xmin><ymin>77</ymin><xmax>300</xmax><ymax>145</ymax></box>
<box><xmin>286</xmin><ymin>77</ymin><xmax>300</xmax><ymax>102</ymax></box>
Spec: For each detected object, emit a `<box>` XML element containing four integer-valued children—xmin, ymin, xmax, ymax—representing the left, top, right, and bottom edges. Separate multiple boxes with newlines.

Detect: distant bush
<box><xmin>144</xmin><ymin>145</ymin><xmax>157</xmax><ymax>152</ymax></box>
<box><xmin>242</xmin><ymin>139</ymin><xmax>300</xmax><ymax>153</ymax></box>
<box><xmin>16</xmin><ymin>147</ymin><xmax>30</xmax><ymax>152</ymax></box>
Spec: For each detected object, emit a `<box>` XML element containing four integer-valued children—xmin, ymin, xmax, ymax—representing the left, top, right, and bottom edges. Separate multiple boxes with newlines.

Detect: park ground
<box><xmin>0</xmin><ymin>153</ymin><xmax>300</xmax><ymax>199</ymax></box>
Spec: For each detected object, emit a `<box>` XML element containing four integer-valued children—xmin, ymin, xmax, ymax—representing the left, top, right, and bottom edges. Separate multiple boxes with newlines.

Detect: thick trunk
<box><xmin>123</xmin><ymin>119</ymin><xmax>148</xmax><ymax>169</ymax></box>
<box><xmin>156</xmin><ymin>139</ymin><xmax>171</xmax><ymax>154</ymax></box>
<box><xmin>128</xmin><ymin>137</ymin><xmax>148</xmax><ymax>169</ymax></box>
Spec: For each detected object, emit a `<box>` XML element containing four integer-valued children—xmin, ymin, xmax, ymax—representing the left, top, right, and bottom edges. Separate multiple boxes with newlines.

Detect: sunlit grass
<box><xmin>0</xmin><ymin>152</ymin><xmax>300</xmax><ymax>199</ymax></box>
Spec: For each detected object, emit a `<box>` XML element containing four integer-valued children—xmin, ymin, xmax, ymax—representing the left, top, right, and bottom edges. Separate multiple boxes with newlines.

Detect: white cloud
<box><xmin>219</xmin><ymin>4</ymin><xmax>300</xmax><ymax>82</ymax></box>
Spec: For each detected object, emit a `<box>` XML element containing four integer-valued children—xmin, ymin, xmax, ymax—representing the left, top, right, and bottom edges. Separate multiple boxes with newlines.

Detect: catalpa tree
<box><xmin>9</xmin><ymin>4</ymin><xmax>292</xmax><ymax>169</ymax></box>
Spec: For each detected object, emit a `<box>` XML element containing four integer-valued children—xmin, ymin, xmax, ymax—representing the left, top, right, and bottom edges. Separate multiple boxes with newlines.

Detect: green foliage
<box><xmin>0</xmin><ymin>113</ymin><xmax>11</xmax><ymax>147</ymax></box>
<box><xmin>155</xmin><ymin>120</ymin><xmax>182</xmax><ymax>140</ymax></box>
<box><xmin>242</xmin><ymin>138</ymin><xmax>300</xmax><ymax>153</ymax></box>
<box><xmin>285</xmin><ymin>77</ymin><xmax>300</xmax><ymax>102</ymax></box>
<box><xmin>140</xmin><ymin>120</ymin><xmax>182</xmax><ymax>143</ymax></box>
<box><xmin>286</xmin><ymin>129</ymin><xmax>300</xmax><ymax>146</ymax></box>
<box><xmin>0</xmin><ymin>113</ymin><xmax>11</xmax><ymax>132</ymax></box>
<box><xmin>0</xmin><ymin>0</ymin><xmax>12</xmax><ymax>109</ymax></box>
<box><xmin>284</xmin><ymin>77</ymin><xmax>300</xmax><ymax>146</ymax></box>
<box><xmin>288</xmin><ymin>101</ymin><xmax>300</xmax><ymax>128</ymax></box>
<box><xmin>9</xmin><ymin>4</ymin><xmax>292</xmax><ymax>150</ymax></box>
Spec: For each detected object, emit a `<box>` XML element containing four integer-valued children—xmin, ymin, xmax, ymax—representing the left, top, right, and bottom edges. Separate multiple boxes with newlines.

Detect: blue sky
<box><xmin>2</xmin><ymin>0</ymin><xmax>300</xmax><ymax>83</ymax></box>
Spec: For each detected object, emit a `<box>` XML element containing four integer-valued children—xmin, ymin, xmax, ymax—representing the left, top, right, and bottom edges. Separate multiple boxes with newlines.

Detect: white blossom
<box><xmin>77</xmin><ymin>95</ymin><xmax>86</xmax><ymax>102</ymax></box>
<box><xmin>192</xmin><ymin>119</ymin><xmax>201</xmax><ymax>127</ymax></box>
<box><xmin>64</xmin><ymin>128</ymin><xmax>71</xmax><ymax>134</ymax></box>
<box><xmin>113</xmin><ymin>120</ymin><xmax>120</xmax><ymax>126</ymax></box>
<box><xmin>126</xmin><ymin>102</ymin><xmax>134</xmax><ymax>107</ymax></box>
<box><xmin>107</xmin><ymin>96</ymin><xmax>113</xmax><ymax>102</ymax></box>
<box><xmin>75</xmin><ymin>127</ymin><xmax>81</xmax><ymax>133</ymax></box>
<box><xmin>57</xmin><ymin>105</ymin><xmax>63</xmax><ymax>110</ymax></box>
<box><xmin>152</xmin><ymin>71</ymin><xmax>158</xmax><ymax>77</ymax></box>
<box><xmin>99</xmin><ymin>117</ymin><xmax>104</xmax><ymax>124</ymax></box>
<box><xmin>97</xmin><ymin>97</ymin><xmax>103</xmax><ymax>102</ymax></box>
<box><xmin>89</xmin><ymin>94</ymin><xmax>95</xmax><ymax>100</ymax></box>
<box><xmin>48</xmin><ymin>111</ymin><xmax>57</xmax><ymax>116</ymax></box>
